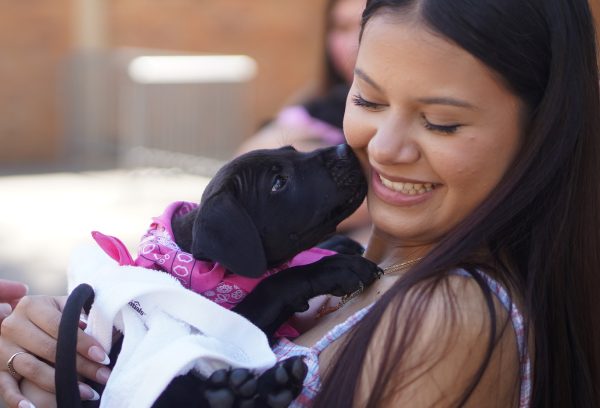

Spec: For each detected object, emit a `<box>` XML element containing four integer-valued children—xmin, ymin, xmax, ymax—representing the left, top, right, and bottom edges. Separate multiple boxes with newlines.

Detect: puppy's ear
<box><xmin>192</xmin><ymin>192</ymin><xmax>267</xmax><ymax>278</ymax></box>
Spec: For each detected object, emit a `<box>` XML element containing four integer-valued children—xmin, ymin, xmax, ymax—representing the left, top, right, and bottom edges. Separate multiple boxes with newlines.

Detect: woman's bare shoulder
<box><xmin>357</xmin><ymin>274</ymin><xmax>521</xmax><ymax>407</ymax></box>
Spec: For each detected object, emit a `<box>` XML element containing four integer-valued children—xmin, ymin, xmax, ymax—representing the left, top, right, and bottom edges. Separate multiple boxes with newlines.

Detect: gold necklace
<box><xmin>315</xmin><ymin>256</ymin><xmax>424</xmax><ymax>319</ymax></box>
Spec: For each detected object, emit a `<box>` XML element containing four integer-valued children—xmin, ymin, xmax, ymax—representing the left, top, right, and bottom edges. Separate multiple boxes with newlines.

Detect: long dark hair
<box><xmin>315</xmin><ymin>0</ymin><xmax>600</xmax><ymax>406</ymax></box>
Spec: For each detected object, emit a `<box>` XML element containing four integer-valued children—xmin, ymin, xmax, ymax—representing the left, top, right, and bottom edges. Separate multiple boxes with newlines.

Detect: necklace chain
<box><xmin>379</xmin><ymin>256</ymin><xmax>424</xmax><ymax>276</ymax></box>
<box><xmin>315</xmin><ymin>256</ymin><xmax>424</xmax><ymax>319</ymax></box>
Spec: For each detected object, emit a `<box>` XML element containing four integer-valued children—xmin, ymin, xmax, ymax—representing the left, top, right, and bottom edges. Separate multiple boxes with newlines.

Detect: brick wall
<box><xmin>1</xmin><ymin>0</ymin><xmax>599</xmax><ymax>165</ymax></box>
<box><xmin>0</xmin><ymin>0</ymin><xmax>327</xmax><ymax>165</ymax></box>
<box><xmin>107</xmin><ymin>0</ymin><xmax>327</xmax><ymax>124</ymax></box>
<box><xmin>0</xmin><ymin>0</ymin><xmax>71</xmax><ymax>163</ymax></box>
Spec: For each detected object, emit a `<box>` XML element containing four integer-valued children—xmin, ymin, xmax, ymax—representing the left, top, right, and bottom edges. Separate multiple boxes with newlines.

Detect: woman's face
<box><xmin>327</xmin><ymin>0</ymin><xmax>365</xmax><ymax>83</ymax></box>
<box><xmin>344</xmin><ymin>16</ymin><xmax>523</xmax><ymax>251</ymax></box>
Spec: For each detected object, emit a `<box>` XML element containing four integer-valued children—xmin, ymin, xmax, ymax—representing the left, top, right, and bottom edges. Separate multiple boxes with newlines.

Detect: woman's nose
<box><xmin>368</xmin><ymin>114</ymin><xmax>420</xmax><ymax>164</ymax></box>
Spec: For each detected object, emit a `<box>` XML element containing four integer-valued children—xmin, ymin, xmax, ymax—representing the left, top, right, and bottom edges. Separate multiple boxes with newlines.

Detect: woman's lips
<box><xmin>371</xmin><ymin>171</ymin><xmax>438</xmax><ymax>206</ymax></box>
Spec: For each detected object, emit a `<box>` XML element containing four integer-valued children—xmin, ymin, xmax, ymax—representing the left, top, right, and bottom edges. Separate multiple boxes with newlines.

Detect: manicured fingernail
<box><xmin>88</xmin><ymin>345</ymin><xmax>110</xmax><ymax>364</ymax></box>
<box><xmin>79</xmin><ymin>383</ymin><xmax>100</xmax><ymax>401</ymax></box>
<box><xmin>78</xmin><ymin>319</ymin><xmax>88</xmax><ymax>330</ymax></box>
<box><xmin>96</xmin><ymin>366</ymin><xmax>111</xmax><ymax>384</ymax></box>
<box><xmin>0</xmin><ymin>303</ymin><xmax>11</xmax><ymax>316</ymax></box>
<box><xmin>78</xmin><ymin>313</ymin><xmax>88</xmax><ymax>330</ymax></box>
<box><xmin>18</xmin><ymin>400</ymin><xmax>36</xmax><ymax>408</ymax></box>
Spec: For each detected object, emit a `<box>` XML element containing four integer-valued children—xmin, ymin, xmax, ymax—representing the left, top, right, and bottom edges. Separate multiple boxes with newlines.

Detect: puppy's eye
<box><xmin>271</xmin><ymin>175</ymin><xmax>288</xmax><ymax>192</ymax></box>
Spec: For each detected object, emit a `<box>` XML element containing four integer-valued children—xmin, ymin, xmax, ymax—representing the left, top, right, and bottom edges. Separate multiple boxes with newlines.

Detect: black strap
<box><xmin>55</xmin><ymin>283</ymin><xmax>95</xmax><ymax>408</ymax></box>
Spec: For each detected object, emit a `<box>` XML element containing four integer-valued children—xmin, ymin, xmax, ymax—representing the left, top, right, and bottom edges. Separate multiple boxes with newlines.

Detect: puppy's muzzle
<box><xmin>325</xmin><ymin>144</ymin><xmax>366</xmax><ymax>188</ymax></box>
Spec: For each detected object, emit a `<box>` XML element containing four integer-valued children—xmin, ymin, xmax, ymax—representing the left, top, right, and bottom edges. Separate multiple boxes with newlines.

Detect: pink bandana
<box><xmin>93</xmin><ymin>201</ymin><xmax>336</xmax><ymax>338</ymax></box>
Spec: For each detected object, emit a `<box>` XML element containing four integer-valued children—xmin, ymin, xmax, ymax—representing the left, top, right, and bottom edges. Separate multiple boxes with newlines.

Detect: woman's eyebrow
<box><xmin>354</xmin><ymin>68</ymin><xmax>382</xmax><ymax>91</ymax></box>
<box><xmin>355</xmin><ymin>68</ymin><xmax>476</xmax><ymax>110</ymax></box>
<box><xmin>417</xmin><ymin>96</ymin><xmax>476</xmax><ymax>109</ymax></box>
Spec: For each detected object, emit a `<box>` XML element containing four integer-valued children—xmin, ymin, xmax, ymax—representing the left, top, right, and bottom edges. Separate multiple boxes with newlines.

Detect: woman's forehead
<box><xmin>355</xmin><ymin>16</ymin><xmax>517</xmax><ymax>108</ymax></box>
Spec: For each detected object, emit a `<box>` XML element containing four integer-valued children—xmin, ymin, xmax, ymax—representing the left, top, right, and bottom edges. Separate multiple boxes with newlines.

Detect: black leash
<box><xmin>55</xmin><ymin>283</ymin><xmax>95</xmax><ymax>408</ymax></box>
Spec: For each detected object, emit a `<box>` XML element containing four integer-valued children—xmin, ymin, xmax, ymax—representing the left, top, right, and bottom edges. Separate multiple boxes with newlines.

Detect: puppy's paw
<box><xmin>256</xmin><ymin>357</ymin><xmax>307</xmax><ymax>408</ymax></box>
<box><xmin>328</xmin><ymin>255</ymin><xmax>382</xmax><ymax>297</ymax></box>
<box><xmin>201</xmin><ymin>358</ymin><xmax>306</xmax><ymax>408</ymax></box>
<box><xmin>351</xmin><ymin>255</ymin><xmax>383</xmax><ymax>284</ymax></box>
<box><xmin>203</xmin><ymin>367</ymin><xmax>258</xmax><ymax>408</ymax></box>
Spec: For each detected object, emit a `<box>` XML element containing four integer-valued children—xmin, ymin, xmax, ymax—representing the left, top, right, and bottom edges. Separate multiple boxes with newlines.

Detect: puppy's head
<box><xmin>189</xmin><ymin>144</ymin><xmax>366</xmax><ymax>278</ymax></box>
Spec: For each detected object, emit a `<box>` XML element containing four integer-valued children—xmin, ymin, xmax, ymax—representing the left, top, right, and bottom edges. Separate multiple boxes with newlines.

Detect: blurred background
<box><xmin>0</xmin><ymin>0</ymin><xmax>338</xmax><ymax>295</ymax></box>
<box><xmin>0</xmin><ymin>0</ymin><xmax>599</xmax><ymax>298</ymax></box>
<box><xmin>0</xmin><ymin>0</ymin><xmax>332</xmax><ymax>168</ymax></box>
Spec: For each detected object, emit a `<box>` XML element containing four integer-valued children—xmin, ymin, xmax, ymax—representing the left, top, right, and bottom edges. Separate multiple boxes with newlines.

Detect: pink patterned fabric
<box><xmin>93</xmin><ymin>201</ymin><xmax>336</xmax><ymax>338</ymax></box>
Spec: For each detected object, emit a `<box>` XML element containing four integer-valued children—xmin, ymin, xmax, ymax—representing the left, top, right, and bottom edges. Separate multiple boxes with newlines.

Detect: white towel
<box><xmin>67</xmin><ymin>244</ymin><xmax>276</xmax><ymax>408</ymax></box>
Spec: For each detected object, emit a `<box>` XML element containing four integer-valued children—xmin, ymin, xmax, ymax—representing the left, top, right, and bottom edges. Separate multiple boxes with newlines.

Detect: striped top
<box><xmin>271</xmin><ymin>269</ymin><xmax>532</xmax><ymax>407</ymax></box>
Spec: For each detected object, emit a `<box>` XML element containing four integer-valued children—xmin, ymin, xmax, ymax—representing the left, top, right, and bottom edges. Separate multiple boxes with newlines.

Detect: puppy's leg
<box><xmin>233</xmin><ymin>254</ymin><xmax>382</xmax><ymax>338</ymax></box>
<box><xmin>316</xmin><ymin>234</ymin><xmax>365</xmax><ymax>256</ymax></box>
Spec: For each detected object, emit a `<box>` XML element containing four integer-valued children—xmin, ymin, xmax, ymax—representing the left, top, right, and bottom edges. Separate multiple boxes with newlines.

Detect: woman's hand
<box><xmin>0</xmin><ymin>295</ymin><xmax>111</xmax><ymax>408</ymax></box>
<box><xmin>0</xmin><ymin>280</ymin><xmax>29</xmax><ymax>329</ymax></box>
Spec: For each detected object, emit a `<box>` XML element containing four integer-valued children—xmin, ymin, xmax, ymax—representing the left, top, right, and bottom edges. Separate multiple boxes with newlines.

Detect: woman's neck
<box><xmin>363</xmin><ymin>231</ymin><xmax>433</xmax><ymax>268</ymax></box>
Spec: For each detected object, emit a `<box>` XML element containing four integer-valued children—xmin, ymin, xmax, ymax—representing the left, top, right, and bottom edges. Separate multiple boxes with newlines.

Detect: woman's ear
<box><xmin>192</xmin><ymin>192</ymin><xmax>267</xmax><ymax>278</ymax></box>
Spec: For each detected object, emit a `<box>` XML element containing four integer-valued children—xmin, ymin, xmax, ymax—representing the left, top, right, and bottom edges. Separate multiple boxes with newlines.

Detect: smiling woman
<box><xmin>345</xmin><ymin>19</ymin><xmax>522</xmax><ymax>248</ymax></box>
<box><xmin>0</xmin><ymin>0</ymin><xmax>598</xmax><ymax>407</ymax></box>
<box><xmin>313</xmin><ymin>0</ymin><xmax>600</xmax><ymax>407</ymax></box>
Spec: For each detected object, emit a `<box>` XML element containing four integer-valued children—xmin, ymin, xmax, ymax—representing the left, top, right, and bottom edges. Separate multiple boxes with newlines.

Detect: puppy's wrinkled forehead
<box><xmin>201</xmin><ymin>146</ymin><xmax>298</xmax><ymax>201</ymax></box>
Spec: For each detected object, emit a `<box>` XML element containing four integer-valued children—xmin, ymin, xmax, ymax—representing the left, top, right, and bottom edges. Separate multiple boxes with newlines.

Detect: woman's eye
<box><xmin>351</xmin><ymin>94</ymin><xmax>383</xmax><ymax>110</ymax></box>
<box><xmin>422</xmin><ymin>115</ymin><xmax>461</xmax><ymax>134</ymax></box>
<box><xmin>271</xmin><ymin>175</ymin><xmax>288</xmax><ymax>192</ymax></box>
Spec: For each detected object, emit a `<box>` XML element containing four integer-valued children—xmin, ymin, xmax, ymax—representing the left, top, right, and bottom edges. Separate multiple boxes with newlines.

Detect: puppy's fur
<box><xmin>57</xmin><ymin>145</ymin><xmax>381</xmax><ymax>408</ymax></box>
<box><xmin>171</xmin><ymin>144</ymin><xmax>367</xmax><ymax>279</ymax></box>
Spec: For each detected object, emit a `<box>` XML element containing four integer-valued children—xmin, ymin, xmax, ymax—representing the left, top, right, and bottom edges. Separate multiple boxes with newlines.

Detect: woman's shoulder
<box><xmin>388</xmin><ymin>270</ymin><xmax>516</xmax><ymax>329</ymax></box>
<box><xmin>357</xmin><ymin>272</ymin><xmax>522</xmax><ymax>407</ymax></box>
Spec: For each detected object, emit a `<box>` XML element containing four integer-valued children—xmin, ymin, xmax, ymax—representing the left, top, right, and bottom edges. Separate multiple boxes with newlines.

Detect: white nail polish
<box><xmin>18</xmin><ymin>400</ymin><xmax>36</xmax><ymax>408</ymax></box>
<box><xmin>79</xmin><ymin>383</ymin><xmax>100</xmax><ymax>401</ymax></box>
<box><xmin>89</xmin><ymin>388</ymin><xmax>100</xmax><ymax>401</ymax></box>
<box><xmin>0</xmin><ymin>303</ymin><xmax>12</xmax><ymax>315</ymax></box>
<box><xmin>88</xmin><ymin>345</ymin><xmax>110</xmax><ymax>365</ymax></box>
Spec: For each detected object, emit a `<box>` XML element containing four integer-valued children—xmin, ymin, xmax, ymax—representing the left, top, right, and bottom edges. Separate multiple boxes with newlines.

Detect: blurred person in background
<box><xmin>238</xmin><ymin>0</ymin><xmax>365</xmax><ymax>154</ymax></box>
<box><xmin>238</xmin><ymin>0</ymin><xmax>370</xmax><ymax>244</ymax></box>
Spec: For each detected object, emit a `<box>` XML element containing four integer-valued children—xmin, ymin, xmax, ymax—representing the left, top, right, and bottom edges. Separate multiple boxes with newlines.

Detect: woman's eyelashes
<box><xmin>421</xmin><ymin>114</ymin><xmax>461</xmax><ymax>134</ymax></box>
<box><xmin>351</xmin><ymin>93</ymin><xmax>384</xmax><ymax>110</ymax></box>
<box><xmin>351</xmin><ymin>93</ymin><xmax>462</xmax><ymax>134</ymax></box>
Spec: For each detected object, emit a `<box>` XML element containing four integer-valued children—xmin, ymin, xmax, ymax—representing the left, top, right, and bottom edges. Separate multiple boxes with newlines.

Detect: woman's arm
<box><xmin>236</xmin><ymin>119</ymin><xmax>334</xmax><ymax>155</ymax></box>
<box><xmin>0</xmin><ymin>295</ymin><xmax>111</xmax><ymax>408</ymax></box>
<box><xmin>356</xmin><ymin>276</ymin><xmax>521</xmax><ymax>407</ymax></box>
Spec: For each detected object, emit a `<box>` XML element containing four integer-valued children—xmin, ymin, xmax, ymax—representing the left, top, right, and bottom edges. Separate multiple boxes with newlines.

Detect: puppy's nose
<box><xmin>335</xmin><ymin>144</ymin><xmax>350</xmax><ymax>159</ymax></box>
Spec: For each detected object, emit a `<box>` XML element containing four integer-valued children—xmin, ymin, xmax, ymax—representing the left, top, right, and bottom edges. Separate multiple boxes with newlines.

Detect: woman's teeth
<box><xmin>379</xmin><ymin>175</ymin><xmax>434</xmax><ymax>195</ymax></box>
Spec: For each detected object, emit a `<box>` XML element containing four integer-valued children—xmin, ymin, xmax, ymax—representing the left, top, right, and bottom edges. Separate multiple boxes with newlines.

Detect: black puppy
<box><xmin>171</xmin><ymin>144</ymin><xmax>379</xmax><ymax>337</ymax></box>
<box><xmin>171</xmin><ymin>144</ymin><xmax>367</xmax><ymax>279</ymax></box>
<box><xmin>57</xmin><ymin>144</ymin><xmax>381</xmax><ymax>408</ymax></box>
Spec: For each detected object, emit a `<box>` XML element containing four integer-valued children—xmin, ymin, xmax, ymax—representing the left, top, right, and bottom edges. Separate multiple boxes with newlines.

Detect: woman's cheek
<box><xmin>343</xmin><ymin>107</ymin><xmax>373</xmax><ymax>149</ymax></box>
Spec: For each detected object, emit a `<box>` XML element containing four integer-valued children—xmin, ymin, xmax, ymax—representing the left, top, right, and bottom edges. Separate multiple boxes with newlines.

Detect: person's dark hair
<box><xmin>315</xmin><ymin>0</ymin><xmax>600</xmax><ymax>406</ymax></box>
